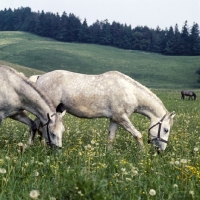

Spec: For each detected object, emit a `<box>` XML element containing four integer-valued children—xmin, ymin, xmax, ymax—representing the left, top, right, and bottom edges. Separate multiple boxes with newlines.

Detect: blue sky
<box><xmin>1</xmin><ymin>0</ymin><xmax>200</xmax><ymax>30</ymax></box>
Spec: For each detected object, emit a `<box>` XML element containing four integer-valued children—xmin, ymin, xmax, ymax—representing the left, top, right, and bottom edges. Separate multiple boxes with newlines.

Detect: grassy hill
<box><xmin>0</xmin><ymin>31</ymin><xmax>200</xmax><ymax>89</ymax></box>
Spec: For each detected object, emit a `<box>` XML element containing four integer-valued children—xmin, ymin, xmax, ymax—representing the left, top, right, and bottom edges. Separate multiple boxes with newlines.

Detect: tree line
<box><xmin>0</xmin><ymin>7</ymin><xmax>200</xmax><ymax>55</ymax></box>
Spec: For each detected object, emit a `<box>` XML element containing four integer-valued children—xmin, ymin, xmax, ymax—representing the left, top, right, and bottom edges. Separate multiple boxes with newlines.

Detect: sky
<box><xmin>1</xmin><ymin>0</ymin><xmax>200</xmax><ymax>30</ymax></box>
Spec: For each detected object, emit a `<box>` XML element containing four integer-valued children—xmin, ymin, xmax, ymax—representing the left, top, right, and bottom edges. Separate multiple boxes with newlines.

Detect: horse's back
<box><xmin>36</xmin><ymin>70</ymin><xmax>141</xmax><ymax>118</ymax></box>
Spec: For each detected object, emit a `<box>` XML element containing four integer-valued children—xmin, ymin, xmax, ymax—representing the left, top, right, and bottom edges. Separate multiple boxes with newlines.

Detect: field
<box><xmin>0</xmin><ymin>90</ymin><xmax>199</xmax><ymax>199</ymax></box>
<box><xmin>0</xmin><ymin>32</ymin><xmax>200</xmax><ymax>89</ymax></box>
<box><xmin>0</xmin><ymin>32</ymin><xmax>200</xmax><ymax>199</ymax></box>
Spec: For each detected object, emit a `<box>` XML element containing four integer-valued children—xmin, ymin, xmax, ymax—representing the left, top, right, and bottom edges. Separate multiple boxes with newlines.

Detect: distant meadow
<box><xmin>0</xmin><ymin>32</ymin><xmax>200</xmax><ymax>199</ymax></box>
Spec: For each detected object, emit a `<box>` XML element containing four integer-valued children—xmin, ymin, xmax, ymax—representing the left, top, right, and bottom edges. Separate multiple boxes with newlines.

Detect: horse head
<box><xmin>42</xmin><ymin>110</ymin><xmax>66</xmax><ymax>148</ymax></box>
<box><xmin>148</xmin><ymin>111</ymin><xmax>176</xmax><ymax>152</ymax></box>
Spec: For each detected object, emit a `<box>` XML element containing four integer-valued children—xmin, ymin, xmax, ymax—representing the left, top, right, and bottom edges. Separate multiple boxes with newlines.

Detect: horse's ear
<box><xmin>60</xmin><ymin>110</ymin><xmax>66</xmax><ymax>118</ymax></box>
<box><xmin>168</xmin><ymin>111</ymin><xmax>176</xmax><ymax>119</ymax></box>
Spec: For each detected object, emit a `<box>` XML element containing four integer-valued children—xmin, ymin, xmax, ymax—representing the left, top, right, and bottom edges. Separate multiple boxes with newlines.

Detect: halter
<box><xmin>148</xmin><ymin>114</ymin><xmax>168</xmax><ymax>144</ymax></box>
<box><xmin>42</xmin><ymin>113</ymin><xmax>56</xmax><ymax>146</ymax></box>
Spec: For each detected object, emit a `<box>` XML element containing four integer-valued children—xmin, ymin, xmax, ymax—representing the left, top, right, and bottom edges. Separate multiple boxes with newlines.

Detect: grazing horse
<box><xmin>181</xmin><ymin>90</ymin><xmax>197</xmax><ymax>100</ymax></box>
<box><xmin>30</xmin><ymin>70</ymin><xmax>175</xmax><ymax>152</ymax></box>
<box><xmin>0</xmin><ymin>66</ymin><xmax>66</xmax><ymax>147</ymax></box>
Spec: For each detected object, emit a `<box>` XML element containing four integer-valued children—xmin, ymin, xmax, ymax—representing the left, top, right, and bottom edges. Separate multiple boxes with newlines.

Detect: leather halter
<box><xmin>148</xmin><ymin>114</ymin><xmax>168</xmax><ymax>144</ymax></box>
<box><xmin>42</xmin><ymin>113</ymin><xmax>56</xmax><ymax>146</ymax></box>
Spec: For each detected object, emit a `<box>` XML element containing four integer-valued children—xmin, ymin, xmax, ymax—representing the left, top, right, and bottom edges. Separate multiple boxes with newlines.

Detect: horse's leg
<box><xmin>107</xmin><ymin>120</ymin><xmax>118</xmax><ymax>151</ymax></box>
<box><xmin>114</xmin><ymin>114</ymin><xmax>144</xmax><ymax>149</ymax></box>
<box><xmin>10</xmin><ymin>112</ymin><xmax>37</xmax><ymax>145</ymax></box>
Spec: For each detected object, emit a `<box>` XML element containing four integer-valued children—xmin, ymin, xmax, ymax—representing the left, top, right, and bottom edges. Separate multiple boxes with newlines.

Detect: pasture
<box><xmin>0</xmin><ymin>31</ymin><xmax>200</xmax><ymax>199</ymax></box>
<box><xmin>0</xmin><ymin>31</ymin><xmax>200</xmax><ymax>89</ymax></box>
<box><xmin>0</xmin><ymin>90</ymin><xmax>200</xmax><ymax>199</ymax></box>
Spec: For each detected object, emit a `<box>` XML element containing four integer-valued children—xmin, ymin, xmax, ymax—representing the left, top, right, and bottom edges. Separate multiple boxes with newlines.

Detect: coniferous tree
<box><xmin>190</xmin><ymin>23</ymin><xmax>200</xmax><ymax>55</ymax></box>
<box><xmin>180</xmin><ymin>21</ymin><xmax>190</xmax><ymax>55</ymax></box>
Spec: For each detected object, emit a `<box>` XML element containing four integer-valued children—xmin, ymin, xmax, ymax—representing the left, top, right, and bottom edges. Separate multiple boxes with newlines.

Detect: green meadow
<box><xmin>0</xmin><ymin>32</ymin><xmax>200</xmax><ymax>199</ymax></box>
<box><xmin>0</xmin><ymin>31</ymin><xmax>200</xmax><ymax>89</ymax></box>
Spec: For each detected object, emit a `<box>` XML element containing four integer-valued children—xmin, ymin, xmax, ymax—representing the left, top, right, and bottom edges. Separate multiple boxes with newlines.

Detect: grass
<box><xmin>0</xmin><ymin>90</ymin><xmax>200</xmax><ymax>199</ymax></box>
<box><xmin>0</xmin><ymin>31</ymin><xmax>200</xmax><ymax>88</ymax></box>
<box><xmin>0</xmin><ymin>31</ymin><xmax>200</xmax><ymax>199</ymax></box>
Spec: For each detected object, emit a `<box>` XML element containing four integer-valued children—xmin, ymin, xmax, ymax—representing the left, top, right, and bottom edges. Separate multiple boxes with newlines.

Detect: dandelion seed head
<box><xmin>29</xmin><ymin>190</ymin><xmax>40</xmax><ymax>199</ymax></box>
<box><xmin>121</xmin><ymin>168</ymin><xmax>126</xmax><ymax>172</ymax></box>
<box><xmin>173</xmin><ymin>184</ymin><xmax>178</xmax><ymax>188</ymax></box>
<box><xmin>189</xmin><ymin>191</ymin><xmax>194</xmax><ymax>195</ymax></box>
<box><xmin>194</xmin><ymin>147</ymin><xmax>198</xmax><ymax>152</ymax></box>
<box><xmin>149</xmin><ymin>189</ymin><xmax>156</xmax><ymax>196</ymax></box>
<box><xmin>175</xmin><ymin>161</ymin><xmax>179</xmax><ymax>165</ymax></box>
<box><xmin>18</xmin><ymin>142</ymin><xmax>23</xmax><ymax>147</ymax></box>
<box><xmin>0</xmin><ymin>168</ymin><xmax>6</xmax><ymax>174</ymax></box>
<box><xmin>180</xmin><ymin>159</ymin><xmax>187</xmax><ymax>164</ymax></box>
<box><xmin>34</xmin><ymin>172</ymin><xmax>39</xmax><ymax>177</ymax></box>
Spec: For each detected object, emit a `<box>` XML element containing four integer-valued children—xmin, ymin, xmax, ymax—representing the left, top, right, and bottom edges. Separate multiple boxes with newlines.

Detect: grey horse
<box><xmin>0</xmin><ymin>66</ymin><xmax>66</xmax><ymax>147</ymax></box>
<box><xmin>29</xmin><ymin>70</ymin><xmax>175</xmax><ymax>151</ymax></box>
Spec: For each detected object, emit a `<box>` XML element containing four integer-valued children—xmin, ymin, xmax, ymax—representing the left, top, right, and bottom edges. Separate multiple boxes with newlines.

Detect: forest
<box><xmin>0</xmin><ymin>7</ymin><xmax>200</xmax><ymax>56</ymax></box>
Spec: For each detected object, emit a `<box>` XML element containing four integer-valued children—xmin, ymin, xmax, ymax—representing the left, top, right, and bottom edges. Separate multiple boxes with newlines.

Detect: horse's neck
<box><xmin>18</xmin><ymin>81</ymin><xmax>54</xmax><ymax>124</ymax></box>
<box><xmin>136</xmin><ymin>90</ymin><xmax>167</xmax><ymax>121</ymax></box>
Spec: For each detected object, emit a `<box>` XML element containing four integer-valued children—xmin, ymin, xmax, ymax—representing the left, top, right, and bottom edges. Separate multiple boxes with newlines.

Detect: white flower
<box><xmin>121</xmin><ymin>168</ymin><xmax>126</xmax><ymax>172</ymax></box>
<box><xmin>34</xmin><ymin>172</ymin><xmax>39</xmax><ymax>177</ymax></box>
<box><xmin>91</xmin><ymin>140</ymin><xmax>95</xmax><ymax>144</ymax></box>
<box><xmin>29</xmin><ymin>190</ymin><xmax>40</xmax><ymax>199</ymax></box>
<box><xmin>78</xmin><ymin>190</ymin><xmax>83</xmax><ymax>196</ymax></box>
<box><xmin>0</xmin><ymin>168</ymin><xmax>6</xmax><ymax>174</ymax></box>
<box><xmin>149</xmin><ymin>189</ymin><xmax>156</xmax><ymax>196</ymax></box>
<box><xmin>174</xmin><ymin>161</ymin><xmax>179</xmax><ymax>165</ymax></box>
<box><xmin>194</xmin><ymin>147</ymin><xmax>198</xmax><ymax>152</ymax></box>
<box><xmin>189</xmin><ymin>191</ymin><xmax>194</xmax><ymax>195</ymax></box>
<box><xmin>180</xmin><ymin>159</ymin><xmax>187</xmax><ymax>164</ymax></box>
<box><xmin>173</xmin><ymin>184</ymin><xmax>178</xmax><ymax>188</ymax></box>
<box><xmin>131</xmin><ymin>169</ymin><xmax>138</xmax><ymax>176</ymax></box>
<box><xmin>18</xmin><ymin>142</ymin><xmax>23</xmax><ymax>147</ymax></box>
<box><xmin>169</xmin><ymin>161</ymin><xmax>174</xmax><ymax>165</ymax></box>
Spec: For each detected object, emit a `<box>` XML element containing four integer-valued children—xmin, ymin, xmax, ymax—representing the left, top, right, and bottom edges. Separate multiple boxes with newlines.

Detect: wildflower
<box><xmin>174</xmin><ymin>161</ymin><xmax>179</xmax><ymax>165</ymax></box>
<box><xmin>91</xmin><ymin>139</ymin><xmax>95</xmax><ymax>144</ymax></box>
<box><xmin>170</xmin><ymin>161</ymin><xmax>174</xmax><ymax>165</ymax></box>
<box><xmin>5</xmin><ymin>156</ymin><xmax>10</xmax><ymax>160</ymax></box>
<box><xmin>18</xmin><ymin>142</ymin><xmax>23</xmax><ymax>147</ymax></box>
<box><xmin>0</xmin><ymin>168</ymin><xmax>6</xmax><ymax>174</ymax></box>
<box><xmin>121</xmin><ymin>168</ymin><xmax>126</xmax><ymax>172</ymax></box>
<box><xmin>34</xmin><ymin>172</ymin><xmax>39</xmax><ymax>177</ymax></box>
<box><xmin>180</xmin><ymin>159</ymin><xmax>187</xmax><ymax>164</ymax></box>
<box><xmin>125</xmin><ymin>177</ymin><xmax>132</xmax><ymax>181</ymax></box>
<box><xmin>173</xmin><ymin>184</ymin><xmax>178</xmax><ymax>188</ymax></box>
<box><xmin>194</xmin><ymin>147</ymin><xmax>198</xmax><ymax>152</ymax></box>
<box><xmin>149</xmin><ymin>189</ymin><xmax>156</xmax><ymax>196</ymax></box>
<box><xmin>189</xmin><ymin>191</ymin><xmax>194</xmax><ymax>196</ymax></box>
<box><xmin>78</xmin><ymin>190</ymin><xmax>83</xmax><ymax>196</ymax></box>
<box><xmin>29</xmin><ymin>190</ymin><xmax>40</xmax><ymax>199</ymax></box>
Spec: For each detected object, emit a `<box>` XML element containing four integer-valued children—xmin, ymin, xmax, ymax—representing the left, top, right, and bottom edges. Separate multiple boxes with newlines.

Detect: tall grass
<box><xmin>0</xmin><ymin>31</ymin><xmax>200</xmax><ymax>89</ymax></box>
<box><xmin>0</xmin><ymin>90</ymin><xmax>200</xmax><ymax>199</ymax></box>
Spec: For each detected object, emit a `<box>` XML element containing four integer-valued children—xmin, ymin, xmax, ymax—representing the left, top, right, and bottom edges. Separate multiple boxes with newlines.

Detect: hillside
<box><xmin>0</xmin><ymin>31</ymin><xmax>200</xmax><ymax>89</ymax></box>
<box><xmin>0</xmin><ymin>60</ymin><xmax>43</xmax><ymax>77</ymax></box>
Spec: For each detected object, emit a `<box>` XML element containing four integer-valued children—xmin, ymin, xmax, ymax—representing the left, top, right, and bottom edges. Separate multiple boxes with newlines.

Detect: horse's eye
<box><xmin>164</xmin><ymin>128</ymin><xmax>168</xmax><ymax>133</ymax></box>
<box><xmin>51</xmin><ymin>133</ymin><xmax>56</xmax><ymax>138</ymax></box>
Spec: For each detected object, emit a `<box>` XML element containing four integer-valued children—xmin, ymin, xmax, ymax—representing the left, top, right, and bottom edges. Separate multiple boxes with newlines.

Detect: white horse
<box><xmin>0</xmin><ymin>66</ymin><xmax>66</xmax><ymax>147</ymax></box>
<box><xmin>30</xmin><ymin>70</ymin><xmax>175</xmax><ymax>151</ymax></box>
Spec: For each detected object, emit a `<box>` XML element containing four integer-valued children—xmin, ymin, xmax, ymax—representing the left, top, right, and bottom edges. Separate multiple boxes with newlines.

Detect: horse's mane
<box><xmin>2</xmin><ymin>66</ymin><xmax>55</xmax><ymax>110</ymax></box>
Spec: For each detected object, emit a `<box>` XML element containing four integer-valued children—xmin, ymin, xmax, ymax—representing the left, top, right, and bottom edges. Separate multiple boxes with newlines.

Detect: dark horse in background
<box><xmin>181</xmin><ymin>90</ymin><xmax>197</xmax><ymax>100</ymax></box>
